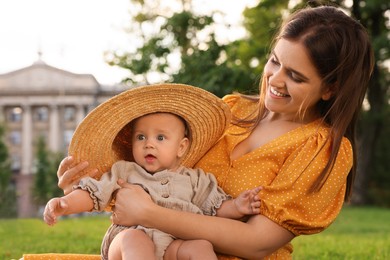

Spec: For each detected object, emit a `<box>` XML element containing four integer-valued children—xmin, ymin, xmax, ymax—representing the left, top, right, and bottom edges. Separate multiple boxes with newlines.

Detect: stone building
<box><xmin>0</xmin><ymin>59</ymin><xmax>127</xmax><ymax>217</ymax></box>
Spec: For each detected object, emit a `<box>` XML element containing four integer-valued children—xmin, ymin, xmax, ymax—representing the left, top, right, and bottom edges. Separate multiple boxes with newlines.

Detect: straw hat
<box><xmin>68</xmin><ymin>83</ymin><xmax>231</xmax><ymax>179</ymax></box>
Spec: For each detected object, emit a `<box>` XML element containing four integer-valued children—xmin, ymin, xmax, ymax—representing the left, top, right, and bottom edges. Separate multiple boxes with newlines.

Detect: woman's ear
<box><xmin>177</xmin><ymin>137</ymin><xmax>190</xmax><ymax>158</ymax></box>
<box><xmin>322</xmin><ymin>85</ymin><xmax>335</xmax><ymax>101</ymax></box>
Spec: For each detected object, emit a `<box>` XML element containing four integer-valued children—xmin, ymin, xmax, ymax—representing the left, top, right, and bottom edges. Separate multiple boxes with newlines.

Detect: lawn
<box><xmin>1</xmin><ymin>206</ymin><xmax>389</xmax><ymax>259</ymax></box>
<box><xmin>291</xmin><ymin>206</ymin><xmax>390</xmax><ymax>259</ymax></box>
<box><xmin>0</xmin><ymin>213</ymin><xmax>111</xmax><ymax>259</ymax></box>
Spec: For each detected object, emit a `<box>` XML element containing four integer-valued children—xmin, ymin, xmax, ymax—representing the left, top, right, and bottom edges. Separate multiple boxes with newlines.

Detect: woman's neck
<box><xmin>264</xmin><ymin>110</ymin><xmax>320</xmax><ymax>124</ymax></box>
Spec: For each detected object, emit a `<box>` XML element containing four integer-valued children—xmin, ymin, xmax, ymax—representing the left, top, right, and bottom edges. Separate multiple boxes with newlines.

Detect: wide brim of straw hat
<box><xmin>68</xmin><ymin>83</ymin><xmax>231</xmax><ymax>179</ymax></box>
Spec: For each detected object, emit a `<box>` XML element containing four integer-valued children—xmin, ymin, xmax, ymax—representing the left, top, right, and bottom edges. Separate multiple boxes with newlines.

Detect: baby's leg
<box><xmin>164</xmin><ymin>239</ymin><xmax>217</xmax><ymax>260</ymax></box>
<box><xmin>108</xmin><ymin>228</ymin><xmax>156</xmax><ymax>260</ymax></box>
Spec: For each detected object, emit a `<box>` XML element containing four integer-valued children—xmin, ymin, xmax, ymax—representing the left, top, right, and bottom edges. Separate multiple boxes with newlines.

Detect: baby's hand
<box><xmin>43</xmin><ymin>198</ymin><xmax>69</xmax><ymax>226</ymax></box>
<box><xmin>234</xmin><ymin>186</ymin><xmax>262</xmax><ymax>215</ymax></box>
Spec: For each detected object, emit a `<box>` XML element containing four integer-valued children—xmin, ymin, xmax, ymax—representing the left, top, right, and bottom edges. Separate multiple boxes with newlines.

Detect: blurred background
<box><xmin>0</xmin><ymin>0</ymin><xmax>389</xmax><ymax>219</ymax></box>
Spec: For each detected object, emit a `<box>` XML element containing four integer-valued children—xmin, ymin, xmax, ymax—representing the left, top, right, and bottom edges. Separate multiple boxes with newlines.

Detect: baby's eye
<box><xmin>157</xmin><ymin>135</ymin><xmax>165</xmax><ymax>141</ymax></box>
<box><xmin>136</xmin><ymin>134</ymin><xmax>145</xmax><ymax>141</ymax></box>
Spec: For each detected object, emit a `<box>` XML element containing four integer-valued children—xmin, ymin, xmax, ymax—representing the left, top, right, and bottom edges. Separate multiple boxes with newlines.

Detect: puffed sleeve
<box><xmin>222</xmin><ymin>94</ymin><xmax>240</xmax><ymax>109</ymax></box>
<box><xmin>76</xmin><ymin>161</ymin><xmax>130</xmax><ymax>211</ymax></box>
<box><xmin>259</xmin><ymin>132</ymin><xmax>353</xmax><ymax>236</ymax></box>
<box><xmin>189</xmin><ymin>168</ymin><xmax>232</xmax><ymax>216</ymax></box>
<box><xmin>222</xmin><ymin>94</ymin><xmax>259</xmax><ymax>121</ymax></box>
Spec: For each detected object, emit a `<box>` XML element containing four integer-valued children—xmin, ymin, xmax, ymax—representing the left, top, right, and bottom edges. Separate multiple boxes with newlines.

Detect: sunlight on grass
<box><xmin>1</xmin><ymin>207</ymin><xmax>389</xmax><ymax>259</ymax></box>
<box><xmin>0</xmin><ymin>214</ymin><xmax>111</xmax><ymax>259</ymax></box>
<box><xmin>292</xmin><ymin>206</ymin><xmax>390</xmax><ymax>259</ymax></box>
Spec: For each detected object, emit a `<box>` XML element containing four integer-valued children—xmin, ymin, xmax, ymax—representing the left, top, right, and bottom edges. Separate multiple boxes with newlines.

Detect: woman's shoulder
<box><xmin>301</xmin><ymin>120</ymin><xmax>352</xmax><ymax>156</ymax></box>
<box><xmin>223</xmin><ymin>93</ymin><xmax>258</xmax><ymax>107</ymax></box>
<box><xmin>223</xmin><ymin>93</ymin><xmax>259</xmax><ymax>118</ymax></box>
<box><xmin>306</xmin><ymin>120</ymin><xmax>351</xmax><ymax>142</ymax></box>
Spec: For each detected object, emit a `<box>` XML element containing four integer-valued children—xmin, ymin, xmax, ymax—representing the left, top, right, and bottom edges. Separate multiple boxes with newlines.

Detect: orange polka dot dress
<box><xmin>195</xmin><ymin>94</ymin><xmax>353</xmax><ymax>260</ymax></box>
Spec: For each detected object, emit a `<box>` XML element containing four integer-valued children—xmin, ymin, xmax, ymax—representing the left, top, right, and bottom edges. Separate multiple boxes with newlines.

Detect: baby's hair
<box><xmin>132</xmin><ymin>112</ymin><xmax>190</xmax><ymax>139</ymax></box>
<box><xmin>176</xmin><ymin>114</ymin><xmax>190</xmax><ymax>139</ymax></box>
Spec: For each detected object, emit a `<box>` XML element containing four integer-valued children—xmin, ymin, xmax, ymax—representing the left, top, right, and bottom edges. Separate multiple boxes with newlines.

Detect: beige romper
<box><xmin>77</xmin><ymin>160</ymin><xmax>230</xmax><ymax>260</ymax></box>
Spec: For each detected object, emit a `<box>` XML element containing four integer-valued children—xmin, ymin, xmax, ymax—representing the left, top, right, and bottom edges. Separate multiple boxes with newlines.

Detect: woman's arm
<box><xmin>112</xmin><ymin>181</ymin><xmax>294</xmax><ymax>259</ymax></box>
<box><xmin>152</xmin><ymin>206</ymin><xmax>292</xmax><ymax>259</ymax></box>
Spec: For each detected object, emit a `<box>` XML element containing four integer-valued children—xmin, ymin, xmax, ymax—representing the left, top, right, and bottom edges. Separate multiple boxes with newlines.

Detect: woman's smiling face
<box><xmin>263</xmin><ymin>39</ymin><xmax>331</xmax><ymax>122</ymax></box>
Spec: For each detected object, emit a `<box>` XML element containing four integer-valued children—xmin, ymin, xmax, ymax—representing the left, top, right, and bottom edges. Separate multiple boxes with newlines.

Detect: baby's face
<box><xmin>131</xmin><ymin>113</ymin><xmax>189</xmax><ymax>173</ymax></box>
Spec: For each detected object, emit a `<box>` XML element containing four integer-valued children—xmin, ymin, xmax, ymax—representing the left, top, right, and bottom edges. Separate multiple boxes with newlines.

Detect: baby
<box><xmin>44</xmin><ymin>84</ymin><xmax>261</xmax><ymax>260</ymax></box>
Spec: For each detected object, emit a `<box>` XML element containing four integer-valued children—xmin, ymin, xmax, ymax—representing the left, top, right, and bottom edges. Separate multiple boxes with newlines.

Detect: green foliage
<box><xmin>106</xmin><ymin>1</ymin><xmax>257</xmax><ymax>95</ymax></box>
<box><xmin>346</xmin><ymin>0</ymin><xmax>390</xmax><ymax>205</ymax></box>
<box><xmin>0</xmin><ymin>125</ymin><xmax>11</xmax><ymax>192</ymax></box>
<box><xmin>166</xmin><ymin>11</ymin><xmax>257</xmax><ymax>95</ymax></box>
<box><xmin>164</xmin><ymin>11</ymin><xmax>213</xmax><ymax>53</ymax></box>
<box><xmin>229</xmin><ymin>0</ymin><xmax>289</xmax><ymax>76</ymax></box>
<box><xmin>32</xmin><ymin>136</ymin><xmax>63</xmax><ymax>205</ymax></box>
<box><xmin>366</xmin><ymin>106</ymin><xmax>390</xmax><ymax>207</ymax></box>
<box><xmin>173</xmin><ymin>36</ymin><xmax>257</xmax><ymax>96</ymax></box>
<box><xmin>0</xmin><ymin>124</ymin><xmax>17</xmax><ymax>218</ymax></box>
<box><xmin>33</xmin><ymin>137</ymin><xmax>51</xmax><ymax>205</ymax></box>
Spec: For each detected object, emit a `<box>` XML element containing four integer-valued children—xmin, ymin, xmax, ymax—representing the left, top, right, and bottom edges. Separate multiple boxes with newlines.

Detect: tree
<box><xmin>348</xmin><ymin>0</ymin><xmax>390</xmax><ymax>205</ymax></box>
<box><xmin>0</xmin><ymin>124</ymin><xmax>17</xmax><ymax>218</ymax></box>
<box><xmin>169</xmin><ymin>17</ymin><xmax>256</xmax><ymax>96</ymax></box>
<box><xmin>105</xmin><ymin>0</ymin><xmax>193</xmax><ymax>85</ymax></box>
<box><xmin>105</xmin><ymin>0</ymin><xmax>256</xmax><ymax>96</ymax></box>
<box><xmin>32</xmin><ymin>136</ymin><xmax>63</xmax><ymax>206</ymax></box>
<box><xmin>228</xmin><ymin>0</ymin><xmax>289</xmax><ymax>77</ymax></box>
<box><xmin>33</xmin><ymin>136</ymin><xmax>51</xmax><ymax>205</ymax></box>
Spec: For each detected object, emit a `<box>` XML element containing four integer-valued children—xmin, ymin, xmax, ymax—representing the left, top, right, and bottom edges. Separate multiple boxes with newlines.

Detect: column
<box><xmin>49</xmin><ymin>104</ymin><xmax>60</xmax><ymax>152</ymax></box>
<box><xmin>76</xmin><ymin>104</ymin><xmax>85</xmax><ymax>125</ymax></box>
<box><xmin>21</xmin><ymin>105</ymin><xmax>32</xmax><ymax>175</ymax></box>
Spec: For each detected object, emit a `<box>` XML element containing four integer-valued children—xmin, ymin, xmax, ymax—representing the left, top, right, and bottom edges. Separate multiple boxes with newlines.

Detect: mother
<box><xmin>57</xmin><ymin>5</ymin><xmax>374</xmax><ymax>259</ymax></box>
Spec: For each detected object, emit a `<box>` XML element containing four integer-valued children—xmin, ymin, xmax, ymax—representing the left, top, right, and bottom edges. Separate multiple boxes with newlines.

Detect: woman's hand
<box><xmin>57</xmin><ymin>156</ymin><xmax>98</xmax><ymax>195</ymax></box>
<box><xmin>111</xmin><ymin>179</ymin><xmax>154</xmax><ymax>227</ymax></box>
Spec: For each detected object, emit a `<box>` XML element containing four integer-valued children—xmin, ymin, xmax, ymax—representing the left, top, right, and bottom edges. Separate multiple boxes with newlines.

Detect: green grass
<box><xmin>292</xmin><ymin>206</ymin><xmax>390</xmax><ymax>259</ymax></box>
<box><xmin>1</xmin><ymin>207</ymin><xmax>389</xmax><ymax>260</ymax></box>
<box><xmin>0</xmin><ymin>214</ymin><xmax>111</xmax><ymax>260</ymax></box>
